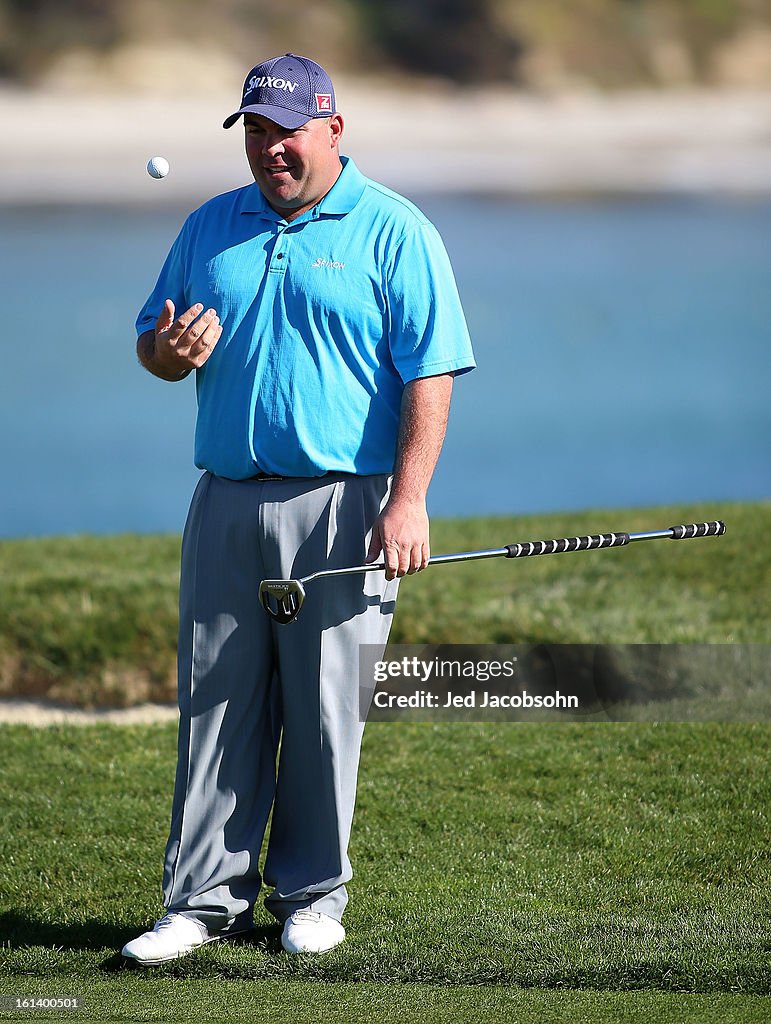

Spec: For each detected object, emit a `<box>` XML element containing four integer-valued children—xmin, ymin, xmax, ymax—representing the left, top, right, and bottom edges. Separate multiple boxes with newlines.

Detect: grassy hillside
<box><xmin>0</xmin><ymin>501</ymin><xmax>765</xmax><ymax>708</ymax></box>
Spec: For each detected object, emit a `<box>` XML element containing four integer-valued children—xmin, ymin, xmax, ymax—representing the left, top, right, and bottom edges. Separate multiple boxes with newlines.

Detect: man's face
<box><xmin>244</xmin><ymin>113</ymin><xmax>344</xmax><ymax>220</ymax></box>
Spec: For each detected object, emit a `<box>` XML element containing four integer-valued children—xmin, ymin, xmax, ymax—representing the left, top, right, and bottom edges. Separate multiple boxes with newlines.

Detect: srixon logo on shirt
<box><xmin>247</xmin><ymin>75</ymin><xmax>299</xmax><ymax>93</ymax></box>
<box><xmin>311</xmin><ymin>258</ymin><xmax>346</xmax><ymax>270</ymax></box>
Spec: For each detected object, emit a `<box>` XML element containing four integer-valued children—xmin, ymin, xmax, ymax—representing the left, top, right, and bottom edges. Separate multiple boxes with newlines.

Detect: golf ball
<box><xmin>147</xmin><ymin>156</ymin><xmax>170</xmax><ymax>179</ymax></box>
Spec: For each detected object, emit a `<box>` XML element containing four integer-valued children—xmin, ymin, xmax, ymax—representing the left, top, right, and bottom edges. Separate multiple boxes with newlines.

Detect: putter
<box><xmin>258</xmin><ymin>520</ymin><xmax>726</xmax><ymax>624</ymax></box>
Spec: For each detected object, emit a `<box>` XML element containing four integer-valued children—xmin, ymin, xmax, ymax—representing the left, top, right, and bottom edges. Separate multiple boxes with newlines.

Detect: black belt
<box><xmin>248</xmin><ymin>471</ymin><xmax>339</xmax><ymax>482</ymax></box>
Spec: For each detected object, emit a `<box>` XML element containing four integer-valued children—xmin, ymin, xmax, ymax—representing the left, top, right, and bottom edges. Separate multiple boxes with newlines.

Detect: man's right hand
<box><xmin>137</xmin><ymin>299</ymin><xmax>222</xmax><ymax>381</ymax></box>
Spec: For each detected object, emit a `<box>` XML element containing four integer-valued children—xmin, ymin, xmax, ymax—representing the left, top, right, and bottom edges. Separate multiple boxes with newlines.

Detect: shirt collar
<box><xmin>315</xmin><ymin>156</ymin><xmax>367</xmax><ymax>216</ymax></box>
<box><xmin>240</xmin><ymin>155</ymin><xmax>366</xmax><ymax>220</ymax></box>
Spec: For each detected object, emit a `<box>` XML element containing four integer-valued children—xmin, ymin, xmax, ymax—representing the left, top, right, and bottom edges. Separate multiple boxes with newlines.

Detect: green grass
<box><xmin>0</xmin><ymin>501</ymin><xmax>766</xmax><ymax>707</ymax></box>
<box><xmin>1</xmin><ymin>501</ymin><xmax>768</xmax><ymax>1020</ymax></box>
<box><xmin>0</xmin><ymin>535</ymin><xmax>182</xmax><ymax>706</ymax></box>
<box><xmin>0</xmin><ymin>982</ymin><xmax>768</xmax><ymax>1024</ymax></box>
<box><xmin>0</xmin><ymin>722</ymin><xmax>769</xmax><ymax>1021</ymax></box>
<box><xmin>390</xmin><ymin>501</ymin><xmax>767</xmax><ymax>646</ymax></box>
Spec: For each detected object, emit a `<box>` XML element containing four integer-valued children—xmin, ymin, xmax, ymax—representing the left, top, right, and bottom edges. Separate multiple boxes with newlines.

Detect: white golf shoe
<box><xmin>281</xmin><ymin>910</ymin><xmax>345</xmax><ymax>954</ymax></box>
<box><xmin>121</xmin><ymin>912</ymin><xmax>214</xmax><ymax>965</ymax></box>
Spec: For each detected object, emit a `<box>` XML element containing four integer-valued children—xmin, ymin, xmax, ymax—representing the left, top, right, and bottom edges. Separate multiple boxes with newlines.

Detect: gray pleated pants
<box><xmin>162</xmin><ymin>471</ymin><xmax>398</xmax><ymax>933</ymax></box>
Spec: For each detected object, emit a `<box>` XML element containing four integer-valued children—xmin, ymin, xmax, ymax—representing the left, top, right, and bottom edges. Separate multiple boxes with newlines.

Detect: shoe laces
<box><xmin>291</xmin><ymin>909</ymin><xmax>324</xmax><ymax>924</ymax></box>
<box><xmin>154</xmin><ymin>912</ymin><xmax>189</xmax><ymax>932</ymax></box>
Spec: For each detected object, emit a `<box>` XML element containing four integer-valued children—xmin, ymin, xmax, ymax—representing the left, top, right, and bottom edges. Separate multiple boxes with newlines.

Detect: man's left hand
<box><xmin>366</xmin><ymin>497</ymin><xmax>430</xmax><ymax>580</ymax></box>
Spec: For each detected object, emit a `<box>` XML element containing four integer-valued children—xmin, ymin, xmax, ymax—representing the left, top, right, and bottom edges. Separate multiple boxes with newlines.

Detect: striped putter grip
<box><xmin>505</xmin><ymin>532</ymin><xmax>630</xmax><ymax>558</ymax></box>
<box><xmin>669</xmin><ymin>521</ymin><xmax>726</xmax><ymax>539</ymax></box>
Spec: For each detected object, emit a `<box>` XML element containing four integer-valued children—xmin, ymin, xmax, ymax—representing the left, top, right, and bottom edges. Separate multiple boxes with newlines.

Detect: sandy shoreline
<box><xmin>3</xmin><ymin>84</ymin><xmax>771</xmax><ymax>203</ymax></box>
<box><xmin>0</xmin><ymin>698</ymin><xmax>178</xmax><ymax>725</ymax></box>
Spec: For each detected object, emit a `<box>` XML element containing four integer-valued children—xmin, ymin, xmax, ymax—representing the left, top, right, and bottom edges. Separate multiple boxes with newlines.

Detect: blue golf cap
<box><xmin>223</xmin><ymin>53</ymin><xmax>336</xmax><ymax>130</ymax></box>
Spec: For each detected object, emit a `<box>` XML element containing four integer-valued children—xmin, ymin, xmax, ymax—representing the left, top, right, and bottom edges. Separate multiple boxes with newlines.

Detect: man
<box><xmin>122</xmin><ymin>53</ymin><xmax>475</xmax><ymax>964</ymax></box>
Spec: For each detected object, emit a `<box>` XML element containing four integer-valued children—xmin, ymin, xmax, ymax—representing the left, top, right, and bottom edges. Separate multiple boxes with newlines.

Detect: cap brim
<box><xmin>223</xmin><ymin>104</ymin><xmax>313</xmax><ymax>130</ymax></box>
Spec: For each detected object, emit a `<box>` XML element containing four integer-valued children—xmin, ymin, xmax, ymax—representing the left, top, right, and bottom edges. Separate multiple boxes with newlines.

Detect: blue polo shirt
<box><xmin>136</xmin><ymin>157</ymin><xmax>475</xmax><ymax>479</ymax></box>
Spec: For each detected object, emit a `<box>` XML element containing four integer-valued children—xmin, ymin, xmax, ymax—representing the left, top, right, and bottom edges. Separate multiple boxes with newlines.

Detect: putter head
<box><xmin>259</xmin><ymin>579</ymin><xmax>306</xmax><ymax>625</ymax></box>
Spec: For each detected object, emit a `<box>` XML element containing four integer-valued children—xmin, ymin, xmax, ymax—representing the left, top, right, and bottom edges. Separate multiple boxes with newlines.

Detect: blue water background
<box><xmin>1</xmin><ymin>196</ymin><xmax>769</xmax><ymax>537</ymax></box>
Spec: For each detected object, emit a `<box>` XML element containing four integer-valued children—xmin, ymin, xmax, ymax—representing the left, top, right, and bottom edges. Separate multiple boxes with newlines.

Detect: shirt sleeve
<box><xmin>385</xmin><ymin>220</ymin><xmax>476</xmax><ymax>384</ymax></box>
<box><xmin>134</xmin><ymin>218</ymin><xmax>191</xmax><ymax>337</ymax></box>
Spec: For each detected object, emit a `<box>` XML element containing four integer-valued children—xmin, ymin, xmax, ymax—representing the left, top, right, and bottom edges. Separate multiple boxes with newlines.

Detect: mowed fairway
<box><xmin>0</xmin><ymin>721</ymin><xmax>768</xmax><ymax>1022</ymax></box>
<box><xmin>1</xmin><ymin>502</ymin><xmax>769</xmax><ymax>1022</ymax></box>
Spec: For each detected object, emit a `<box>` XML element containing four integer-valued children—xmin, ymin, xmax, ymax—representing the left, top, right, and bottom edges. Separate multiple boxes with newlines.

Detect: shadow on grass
<box><xmin>0</xmin><ymin>910</ymin><xmax>131</xmax><ymax>951</ymax></box>
<box><xmin>0</xmin><ymin>910</ymin><xmax>282</xmax><ymax>967</ymax></box>
<box><xmin>103</xmin><ymin>926</ymin><xmax>284</xmax><ymax>973</ymax></box>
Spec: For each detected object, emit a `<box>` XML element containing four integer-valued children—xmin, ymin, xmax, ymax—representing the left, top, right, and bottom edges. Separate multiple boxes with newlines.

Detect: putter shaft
<box><xmin>299</xmin><ymin>547</ymin><xmax>507</xmax><ymax>585</ymax></box>
<box><xmin>258</xmin><ymin>520</ymin><xmax>725</xmax><ymax>624</ymax></box>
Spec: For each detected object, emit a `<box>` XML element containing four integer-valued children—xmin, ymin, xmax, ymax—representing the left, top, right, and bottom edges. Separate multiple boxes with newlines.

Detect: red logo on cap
<box><xmin>315</xmin><ymin>93</ymin><xmax>332</xmax><ymax>113</ymax></box>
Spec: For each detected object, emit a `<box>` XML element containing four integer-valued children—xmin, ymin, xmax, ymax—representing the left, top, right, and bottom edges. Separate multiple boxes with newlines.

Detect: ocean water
<box><xmin>1</xmin><ymin>195</ymin><xmax>769</xmax><ymax>538</ymax></box>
